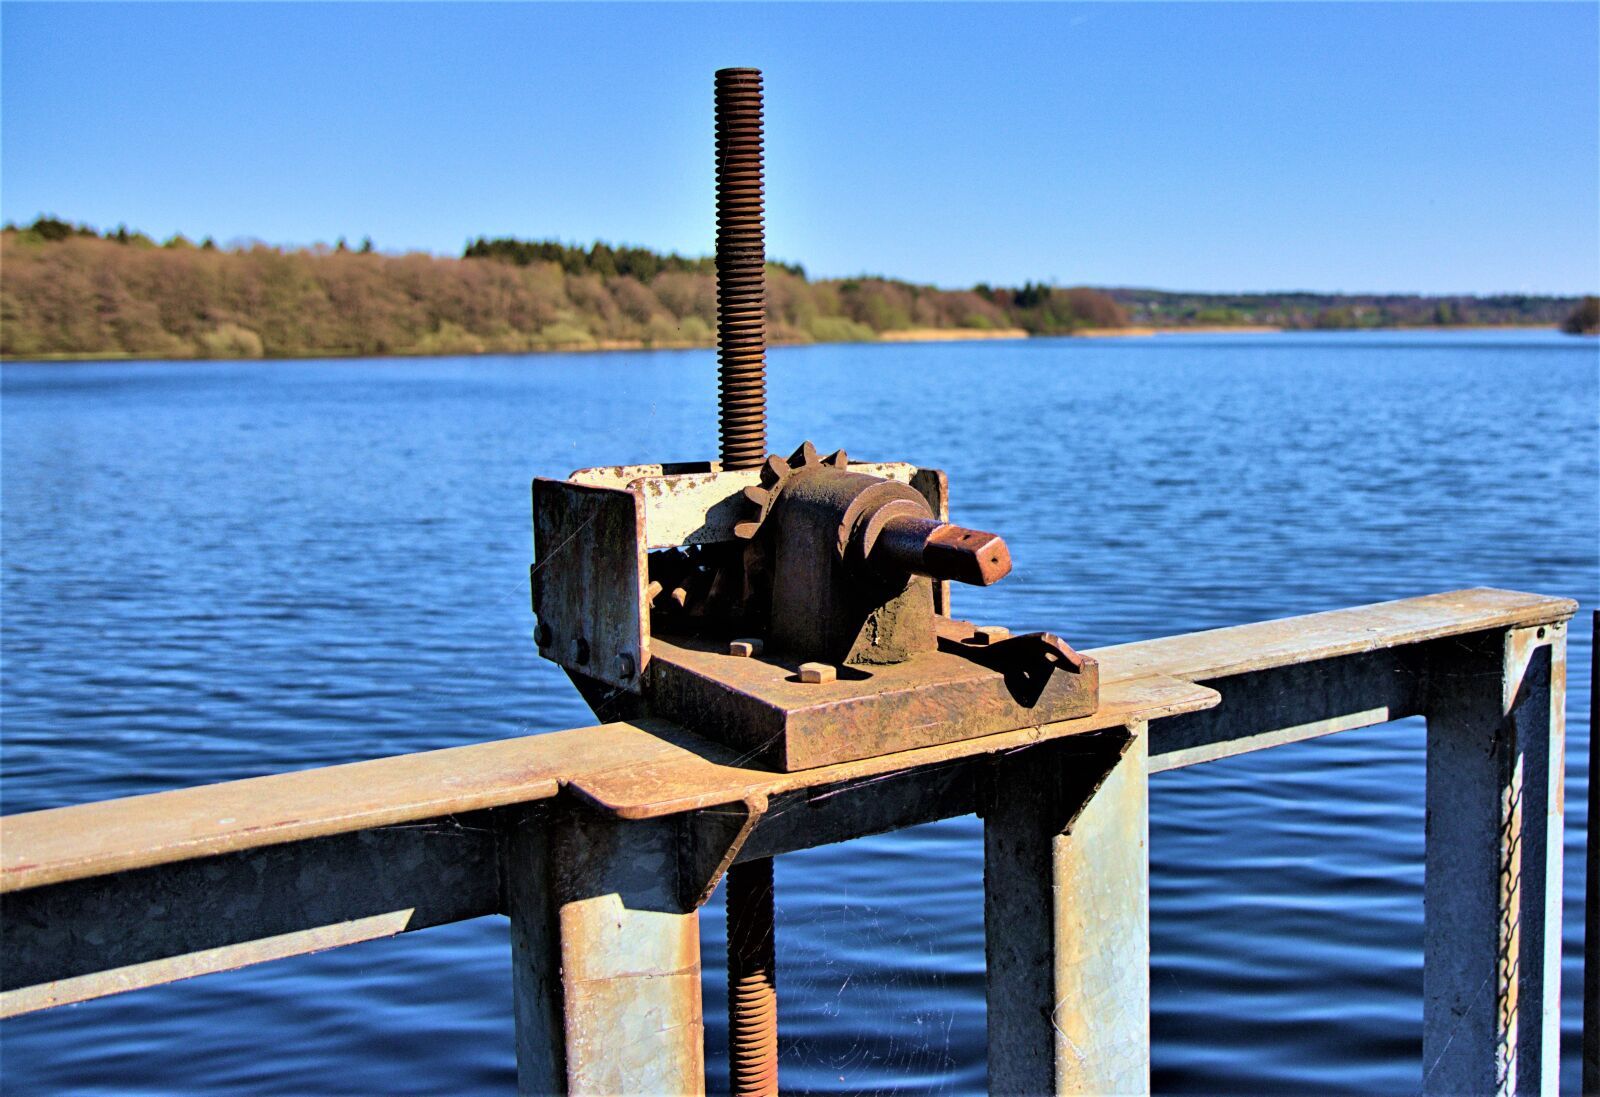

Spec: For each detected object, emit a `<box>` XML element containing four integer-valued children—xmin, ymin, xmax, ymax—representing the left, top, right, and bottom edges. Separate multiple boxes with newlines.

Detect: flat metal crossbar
<box><xmin>0</xmin><ymin>587</ymin><xmax>1579</xmax><ymax>1096</ymax></box>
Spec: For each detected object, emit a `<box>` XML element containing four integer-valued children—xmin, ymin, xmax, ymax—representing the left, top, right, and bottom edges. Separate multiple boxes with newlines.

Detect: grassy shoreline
<box><xmin>3</xmin><ymin>323</ymin><xmax>1582</xmax><ymax>365</ymax></box>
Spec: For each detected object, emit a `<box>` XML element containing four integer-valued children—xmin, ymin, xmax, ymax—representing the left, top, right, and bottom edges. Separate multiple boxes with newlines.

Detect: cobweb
<box><xmin>701</xmin><ymin>814</ymin><xmax>986</xmax><ymax>1096</ymax></box>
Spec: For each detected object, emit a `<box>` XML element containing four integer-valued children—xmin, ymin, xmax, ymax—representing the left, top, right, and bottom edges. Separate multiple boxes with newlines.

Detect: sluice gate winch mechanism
<box><xmin>529</xmin><ymin>68</ymin><xmax>1099</xmax><ymax>772</ymax></box>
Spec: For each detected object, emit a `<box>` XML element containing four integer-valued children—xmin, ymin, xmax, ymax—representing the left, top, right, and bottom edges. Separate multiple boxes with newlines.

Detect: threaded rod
<box><xmin>726</xmin><ymin>857</ymin><xmax>778</xmax><ymax>1096</ymax></box>
<box><xmin>714</xmin><ymin>67</ymin><xmax>767</xmax><ymax>471</ymax></box>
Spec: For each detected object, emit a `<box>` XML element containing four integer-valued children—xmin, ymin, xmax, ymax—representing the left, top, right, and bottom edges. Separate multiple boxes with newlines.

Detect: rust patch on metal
<box><xmin>532</xmin><ymin>478</ymin><xmax>649</xmax><ymax>692</ymax></box>
<box><xmin>645</xmin><ymin>625</ymin><xmax>1099</xmax><ymax>771</ymax></box>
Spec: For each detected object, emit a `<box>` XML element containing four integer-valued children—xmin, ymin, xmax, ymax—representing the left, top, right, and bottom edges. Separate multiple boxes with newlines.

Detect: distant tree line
<box><xmin>1104</xmin><ymin>287</ymin><xmax>1585</xmax><ymax>331</ymax></box>
<box><xmin>1563</xmin><ymin>296</ymin><xmax>1599</xmax><ymax>335</ymax></box>
<box><xmin>0</xmin><ymin>217</ymin><xmax>1590</xmax><ymax>360</ymax></box>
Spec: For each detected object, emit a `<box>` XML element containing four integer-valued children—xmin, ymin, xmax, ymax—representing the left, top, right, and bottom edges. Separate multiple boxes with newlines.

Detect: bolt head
<box><xmin>728</xmin><ymin>637</ymin><xmax>764</xmax><ymax>658</ymax></box>
<box><xmin>614</xmin><ymin>652</ymin><xmax>636</xmax><ymax>679</ymax></box>
<box><xmin>797</xmin><ymin>662</ymin><xmax>836</xmax><ymax>684</ymax></box>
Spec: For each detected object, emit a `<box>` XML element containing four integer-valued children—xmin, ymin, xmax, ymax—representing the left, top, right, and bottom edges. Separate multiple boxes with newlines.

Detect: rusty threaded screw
<box><xmin>717</xmin><ymin>69</ymin><xmax>780</xmax><ymax>1096</ymax></box>
<box><xmin>726</xmin><ymin>855</ymin><xmax>779</xmax><ymax>1096</ymax></box>
<box><xmin>714</xmin><ymin>67</ymin><xmax>767</xmax><ymax>472</ymax></box>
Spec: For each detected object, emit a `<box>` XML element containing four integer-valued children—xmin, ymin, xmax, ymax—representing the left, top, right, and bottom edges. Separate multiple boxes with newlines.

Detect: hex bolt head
<box><xmin>571</xmin><ymin>637</ymin><xmax>590</xmax><ymax>665</ymax></box>
<box><xmin>797</xmin><ymin>662</ymin><xmax>836</xmax><ymax>684</ymax></box>
<box><xmin>729</xmin><ymin>638</ymin><xmax>764</xmax><ymax>658</ymax></box>
<box><xmin>969</xmin><ymin>625</ymin><xmax>1010</xmax><ymax>646</ymax></box>
<box><xmin>614</xmin><ymin>652</ymin><xmax>636</xmax><ymax>680</ymax></box>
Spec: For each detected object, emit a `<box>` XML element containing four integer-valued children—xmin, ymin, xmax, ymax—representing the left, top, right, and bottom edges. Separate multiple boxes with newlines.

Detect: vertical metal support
<box><xmin>984</xmin><ymin>726</ymin><xmax>1150</xmax><ymax>1096</ymax></box>
<box><xmin>1584</xmin><ymin>610</ymin><xmax>1598</xmax><ymax>1096</ymax></box>
<box><xmin>507</xmin><ymin>811</ymin><xmax>566</xmax><ymax>1095</ymax></box>
<box><xmin>1423</xmin><ymin>624</ymin><xmax>1567</xmax><ymax>1097</ymax></box>
<box><xmin>511</xmin><ymin>811</ymin><xmax>705</xmax><ymax>1096</ymax></box>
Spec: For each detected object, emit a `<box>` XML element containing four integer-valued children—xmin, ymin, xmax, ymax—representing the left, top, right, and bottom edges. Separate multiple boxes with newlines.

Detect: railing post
<box><xmin>506</xmin><ymin>812</ymin><xmax>565</xmax><ymax>1095</ymax></box>
<box><xmin>1585</xmin><ymin>610</ymin><xmax>1598</xmax><ymax>1097</ymax></box>
<box><xmin>506</xmin><ymin>809</ymin><xmax>706</xmax><ymax>1096</ymax></box>
<box><xmin>1423</xmin><ymin>623</ymin><xmax>1567</xmax><ymax>1096</ymax></box>
<box><xmin>984</xmin><ymin>724</ymin><xmax>1150</xmax><ymax>1096</ymax></box>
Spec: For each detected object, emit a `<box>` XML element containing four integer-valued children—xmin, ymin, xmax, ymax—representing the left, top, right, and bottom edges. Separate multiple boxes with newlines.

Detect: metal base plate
<box><xmin>644</xmin><ymin>621</ymin><xmax>1099</xmax><ymax>771</ymax></box>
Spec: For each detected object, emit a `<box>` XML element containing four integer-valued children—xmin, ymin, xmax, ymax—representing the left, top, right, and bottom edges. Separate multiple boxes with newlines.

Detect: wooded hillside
<box><xmin>1</xmin><ymin>219</ymin><xmax>1122</xmax><ymax>359</ymax></box>
<box><xmin>1</xmin><ymin>217</ymin><xmax>1588</xmax><ymax>360</ymax></box>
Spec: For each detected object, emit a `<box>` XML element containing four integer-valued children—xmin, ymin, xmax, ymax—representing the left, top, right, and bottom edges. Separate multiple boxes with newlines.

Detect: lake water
<box><xmin>2</xmin><ymin>331</ymin><xmax>1595</xmax><ymax>1094</ymax></box>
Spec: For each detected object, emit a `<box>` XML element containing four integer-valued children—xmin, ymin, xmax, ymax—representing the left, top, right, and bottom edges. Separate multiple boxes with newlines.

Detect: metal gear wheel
<box><xmin>646</xmin><ymin>441</ymin><xmax>846</xmax><ymax>630</ymax></box>
<box><xmin>731</xmin><ymin>440</ymin><xmax>849</xmax><ymax>543</ymax></box>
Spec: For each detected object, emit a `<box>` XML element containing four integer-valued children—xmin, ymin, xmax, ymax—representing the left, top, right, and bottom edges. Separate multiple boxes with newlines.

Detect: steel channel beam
<box><xmin>1587</xmin><ymin>611</ymin><xmax>1598</xmax><ymax>1097</ymax></box>
<box><xmin>549</xmin><ymin>808</ymin><xmax>706</xmax><ymax>1096</ymax></box>
<box><xmin>1148</xmin><ymin>644</ymin><xmax>1430</xmax><ymax>772</ymax></box>
<box><xmin>983</xmin><ymin>726</ymin><xmax>1150</xmax><ymax>1095</ymax></box>
<box><xmin>0</xmin><ymin>811</ymin><xmax>502</xmax><ymax>1017</ymax></box>
<box><xmin>735</xmin><ymin>761</ymin><xmax>978</xmax><ymax>863</ymax></box>
<box><xmin>505</xmin><ymin>808</ymin><xmax>565</xmax><ymax>1094</ymax></box>
<box><xmin>505</xmin><ymin>797</ymin><xmax>763</xmax><ymax>1095</ymax></box>
<box><xmin>1422</xmin><ymin>623</ymin><xmax>1567</xmax><ymax>1097</ymax></box>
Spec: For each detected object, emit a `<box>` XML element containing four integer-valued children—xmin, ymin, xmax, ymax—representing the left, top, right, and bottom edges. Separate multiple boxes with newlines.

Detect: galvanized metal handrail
<box><xmin>0</xmin><ymin>587</ymin><xmax>1581</xmax><ymax>1095</ymax></box>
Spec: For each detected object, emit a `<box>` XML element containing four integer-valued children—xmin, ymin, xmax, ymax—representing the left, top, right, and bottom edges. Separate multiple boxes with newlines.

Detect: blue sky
<box><xmin>3</xmin><ymin>2</ymin><xmax>1596</xmax><ymax>295</ymax></box>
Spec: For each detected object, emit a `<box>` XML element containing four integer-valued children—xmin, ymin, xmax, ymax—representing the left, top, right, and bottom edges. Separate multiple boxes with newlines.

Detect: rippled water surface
<box><xmin>2</xmin><ymin>331</ymin><xmax>1595</xmax><ymax>1094</ymax></box>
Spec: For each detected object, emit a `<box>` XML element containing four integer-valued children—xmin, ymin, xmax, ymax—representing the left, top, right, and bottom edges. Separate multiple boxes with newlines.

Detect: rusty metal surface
<box><xmin>645</xmin><ymin>627</ymin><xmax>1100</xmax><ymax>770</ymax></box>
<box><xmin>942</xmin><ymin>623</ymin><xmax>1091</xmax><ymax>704</ymax></box>
<box><xmin>676</xmin><ymin>797</ymin><xmax>767</xmax><ymax>911</ymax></box>
<box><xmin>764</xmin><ymin>463</ymin><xmax>940</xmax><ymax>666</ymax></box>
<box><xmin>573</xmin><ymin>669</ymin><xmax>1207</xmax><ymax>814</ymax></box>
<box><xmin>714</xmin><ymin>67</ymin><xmax>766</xmax><ymax>471</ymax></box>
<box><xmin>532</xmin><ymin>477</ymin><xmax>650</xmax><ymax>691</ymax></box>
<box><xmin>504</xmin><ymin>811</ymin><xmax>564</xmax><ymax>1095</ymax></box>
<box><xmin>0</xmin><ymin>674</ymin><xmax>1202</xmax><ymax>901</ymax></box>
<box><xmin>907</xmin><ymin>520</ymin><xmax>1011</xmax><ymax>586</ymax></box>
<box><xmin>907</xmin><ymin>466</ymin><xmax>952</xmax><ymax>615</ymax></box>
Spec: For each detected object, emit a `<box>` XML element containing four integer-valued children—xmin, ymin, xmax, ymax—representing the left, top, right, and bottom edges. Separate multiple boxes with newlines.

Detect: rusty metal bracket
<box><xmin>676</xmin><ymin>794</ymin><xmax>767</xmax><ymax>910</ymax></box>
<box><xmin>978</xmin><ymin>727</ymin><xmax>1134</xmax><ymax>835</ymax></box>
<box><xmin>944</xmin><ymin>630</ymin><xmax>1090</xmax><ymax>707</ymax></box>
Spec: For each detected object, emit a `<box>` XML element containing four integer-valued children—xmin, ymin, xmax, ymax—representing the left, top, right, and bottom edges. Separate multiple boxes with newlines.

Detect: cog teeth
<box><xmin>738</xmin><ymin>443</ymin><xmax>844</xmax><ymax>547</ymax></box>
<box><xmin>669</xmin><ymin>587</ymin><xmax>688</xmax><ymax>609</ymax></box>
<box><xmin>760</xmin><ymin>455</ymin><xmax>790</xmax><ymax>487</ymax></box>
